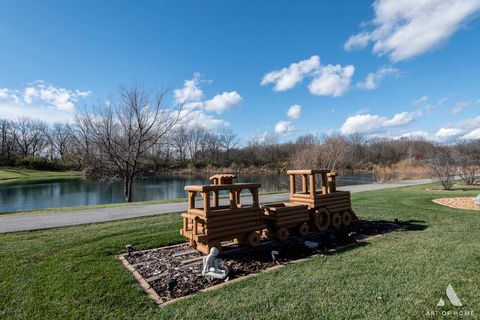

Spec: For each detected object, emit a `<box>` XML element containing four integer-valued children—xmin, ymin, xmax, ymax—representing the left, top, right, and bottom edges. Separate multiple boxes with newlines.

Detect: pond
<box><xmin>0</xmin><ymin>173</ymin><xmax>375</xmax><ymax>213</ymax></box>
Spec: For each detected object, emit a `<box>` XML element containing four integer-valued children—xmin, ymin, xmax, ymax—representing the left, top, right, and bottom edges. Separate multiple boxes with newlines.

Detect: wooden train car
<box><xmin>180</xmin><ymin>170</ymin><xmax>356</xmax><ymax>254</ymax></box>
<box><xmin>287</xmin><ymin>169</ymin><xmax>356</xmax><ymax>231</ymax></box>
<box><xmin>261</xmin><ymin>202</ymin><xmax>310</xmax><ymax>240</ymax></box>
<box><xmin>180</xmin><ymin>182</ymin><xmax>266</xmax><ymax>254</ymax></box>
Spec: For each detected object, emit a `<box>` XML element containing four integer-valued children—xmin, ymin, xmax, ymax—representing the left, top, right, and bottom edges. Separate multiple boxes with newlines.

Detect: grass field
<box><xmin>0</xmin><ymin>166</ymin><xmax>81</xmax><ymax>184</ymax></box>
<box><xmin>0</xmin><ymin>184</ymin><xmax>479</xmax><ymax>319</ymax></box>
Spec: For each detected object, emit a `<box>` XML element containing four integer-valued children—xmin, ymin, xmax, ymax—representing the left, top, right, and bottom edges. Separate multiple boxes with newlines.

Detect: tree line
<box><xmin>1</xmin><ymin>85</ymin><xmax>479</xmax><ymax>200</ymax></box>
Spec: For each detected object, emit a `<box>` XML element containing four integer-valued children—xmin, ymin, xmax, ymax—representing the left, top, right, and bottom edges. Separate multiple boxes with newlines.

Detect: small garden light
<box><xmin>271</xmin><ymin>250</ymin><xmax>279</xmax><ymax>264</ymax></box>
<box><xmin>126</xmin><ymin>244</ymin><xmax>133</xmax><ymax>256</ymax></box>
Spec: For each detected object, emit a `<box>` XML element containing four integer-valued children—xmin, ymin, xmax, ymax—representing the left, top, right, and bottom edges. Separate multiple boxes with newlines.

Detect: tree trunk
<box><xmin>124</xmin><ymin>175</ymin><xmax>134</xmax><ymax>202</ymax></box>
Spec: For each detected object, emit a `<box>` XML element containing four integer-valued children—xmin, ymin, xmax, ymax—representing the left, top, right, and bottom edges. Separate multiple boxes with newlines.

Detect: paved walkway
<box><xmin>0</xmin><ymin>178</ymin><xmax>434</xmax><ymax>233</ymax></box>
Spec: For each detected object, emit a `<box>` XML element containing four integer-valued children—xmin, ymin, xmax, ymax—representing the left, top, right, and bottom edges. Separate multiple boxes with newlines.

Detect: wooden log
<box><xmin>321</xmin><ymin>172</ymin><xmax>328</xmax><ymax>194</ymax></box>
<box><xmin>206</xmin><ymin>221</ymin><xmax>261</xmax><ymax>233</ymax></box>
<box><xmin>188</xmin><ymin>191</ymin><xmax>197</xmax><ymax>210</ymax></box>
<box><xmin>199</xmin><ymin>224</ymin><xmax>266</xmax><ymax>242</ymax></box>
<box><xmin>229</xmin><ymin>189</ymin><xmax>237</xmax><ymax>209</ymax></box>
<box><xmin>309</xmin><ymin>174</ymin><xmax>316</xmax><ymax>198</ymax></box>
<box><xmin>302</xmin><ymin>174</ymin><xmax>308</xmax><ymax>193</ymax></box>
<box><xmin>289</xmin><ymin>174</ymin><xmax>295</xmax><ymax>195</ymax></box>
<box><xmin>202</xmin><ymin>191</ymin><xmax>210</xmax><ymax>212</ymax></box>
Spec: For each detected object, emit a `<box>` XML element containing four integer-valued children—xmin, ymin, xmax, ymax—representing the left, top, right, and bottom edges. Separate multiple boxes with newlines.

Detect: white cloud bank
<box><xmin>287</xmin><ymin>104</ymin><xmax>301</xmax><ymax>120</ymax></box>
<box><xmin>174</xmin><ymin>74</ymin><xmax>242</xmax><ymax>129</ymax></box>
<box><xmin>0</xmin><ymin>80</ymin><xmax>91</xmax><ymax>122</ymax></box>
<box><xmin>344</xmin><ymin>0</ymin><xmax>480</xmax><ymax>62</ymax></box>
<box><xmin>340</xmin><ymin>111</ymin><xmax>420</xmax><ymax>135</ymax></box>
<box><xmin>261</xmin><ymin>56</ymin><xmax>355</xmax><ymax>97</ymax></box>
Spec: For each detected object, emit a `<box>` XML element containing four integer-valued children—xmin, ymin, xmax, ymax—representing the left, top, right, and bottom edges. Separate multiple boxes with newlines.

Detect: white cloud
<box><xmin>274</xmin><ymin>120</ymin><xmax>295</xmax><ymax>135</ymax></box>
<box><xmin>204</xmin><ymin>91</ymin><xmax>242</xmax><ymax>114</ymax></box>
<box><xmin>437</xmin><ymin>97</ymin><xmax>449</xmax><ymax>106</ymax></box>
<box><xmin>356</xmin><ymin>66</ymin><xmax>399</xmax><ymax>90</ymax></box>
<box><xmin>261</xmin><ymin>56</ymin><xmax>354</xmax><ymax>97</ymax></box>
<box><xmin>344</xmin><ymin>0</ymin><xmax>480</xmax><ymax>62</ymax></box>
<box><xmin>412</xmin><ymin>95</ymin><xmax>429</xmax><ymax>105</ymax></box>
<box><xmin>457</xmin><ymin>116</ymin><xmax>480</xmax><ymax>129</ymax></box>
<box><xmin>287</xmin><ymin>104</ymin><xmax>301</xmax><ymax>120</ymax></box>
<box><xmin>173</xmin><ymin>74</ymin><xmax>241</xmax><ymax>129</ymax></box>
<box><xmin>308</xmin><ymin>64</ymin><xmax>355</xmax><ymax>97</ymax></box>
<box><xmin>451</xmin><ymin>101</ymin><xmax>470</xmax><ymax>114</ymax></box>
<box><xmin>341</xmin><ymin>114</ymin><xmax>385</xmax><ymax>135</ymax></box>
<box><xmin>383</xmin><ymin>111</ymin><xmax>419</xmax><ymax>126</ymax></box>
<box><xmin>179</xmin><ymin>109</ymin><xmax>229</xmax><ymax>129</ymax></box>
<box><xmin>174</xmin><ymin>73</ymin><xmax>204</xmax><ymax>104</ymax></box>
<box><xmin>0</xmin><ymin>102</ymin><xmax>76</xmax><ymax>123</ymax></box>
<box><xmin>461</xmin><ymin>128</ymin><xmax>480</xmax><ymax>139</ymax></box>
<box><xmin>435</xmin><ymin>127</ymin><xmax>463</xmax><ymax>142</ymax></box>
<box><xmin>0</xmin><ymin>81</ymin><xmax>91</xmax><ymax>122</ymax></box>
<box><xmin>340</xmin><ymin>111</ymin><xmax>420</xmax><ymax>135</ymax></box>
<box><xmin>261</xmin><ymin>56</ymin><xmax>320</xmax><ymax>91</ymax></box>
<box><xmin>395</xmin><ymin>130</ymin><xmax>429</xmax><ymax>139</ymax></box>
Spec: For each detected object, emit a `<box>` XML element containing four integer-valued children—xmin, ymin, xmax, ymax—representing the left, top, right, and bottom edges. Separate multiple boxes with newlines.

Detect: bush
<box><xmin>15</xmin><ymin>157</ymin><xmax>66</xmax><ymax>171</ymax></box>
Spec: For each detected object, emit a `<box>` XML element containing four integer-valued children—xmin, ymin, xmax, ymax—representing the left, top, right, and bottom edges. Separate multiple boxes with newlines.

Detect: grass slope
<box><xmin>0</xmin><ymin>166</ymin><xmax>80</xmax><ymax>184</ymax></box>
<box><xmin>0</xmin><ymin>185</ymin><xmax>479</xmax><ymax>319</ymax></box>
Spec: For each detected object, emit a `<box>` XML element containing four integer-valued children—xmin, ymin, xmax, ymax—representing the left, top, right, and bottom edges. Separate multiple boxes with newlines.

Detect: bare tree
<box><xmin>77</xmin><ymin>85</ymin><xmax>181</xmax><ymax>202</ymax></box>
<box><xmin>47</xmin><ymin>122</ymin><xmax>74</xmax><ymax>161</ymax></box>
<box><xmin>0</xmin><ymin>119</ymin><xmax>17</xmax><ymax>164</ymax></box>
<box><xmin>14</xmin><ymin>118</ymin><xmax>48</xmax><ymax>158</ymax></box>
<box><xmin>170</xmin><ymin>125</ymin><xmax>189</xmax><ymax>164</ymax></box>
<box><xmin>290</xmin><ymin>134</ymin><xmax>348</xmax><ymax>175</ymax></box>
<box><xmin>219</xmin><ymin>128</ymin><xmax>239</xmax><ymax>162</ymax></box>
<box><xmin>454</xmin><ymin>141</ymin><xmax>480</xmax><ymax>185</ymax></box>
<box><xmin>425</xmin><ymin>147</ymin><xmax>456</xmax><ymax>190</ymax></box>
<box><xmin>185</xmin><ymin>126</ymin><xmax>206</xmax><ymax>162</ymax></box>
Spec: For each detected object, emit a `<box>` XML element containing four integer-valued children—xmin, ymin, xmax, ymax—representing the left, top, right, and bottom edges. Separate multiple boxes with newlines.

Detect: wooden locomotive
<box><xmin>180</xmin><ymin>170</ymin><xmax>356</xmax><ymax>254</ymax></box>
<box><xmin>180</xmin><ymin>174</ymin><xmax>266</xmax><ymax>254</ymax></box>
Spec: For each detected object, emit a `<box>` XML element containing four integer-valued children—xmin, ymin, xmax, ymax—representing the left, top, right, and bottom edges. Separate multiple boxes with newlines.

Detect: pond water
<box><xmin>0</xmin><ymin>173</ymin><xmax>375</xmax><ymax>213</ymax></box>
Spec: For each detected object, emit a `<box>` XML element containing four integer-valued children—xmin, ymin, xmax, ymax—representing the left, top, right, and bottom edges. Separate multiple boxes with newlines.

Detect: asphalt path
<box><xmin>0</xmin><ymin>178</ymin><xmax>434</xmax><ymax>233</ymax></box>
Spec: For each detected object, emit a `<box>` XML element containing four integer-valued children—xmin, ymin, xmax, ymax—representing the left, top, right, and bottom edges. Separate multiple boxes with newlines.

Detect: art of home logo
<box><xmin>426</xmin><ymin>284</ymin><xmax>475</xmax><ymax>317</ymax></box>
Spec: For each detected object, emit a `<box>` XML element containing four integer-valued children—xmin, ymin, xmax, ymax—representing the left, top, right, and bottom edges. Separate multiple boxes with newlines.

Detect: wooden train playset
<box><xmin>180</xmin><ymin>169</ymin><xmax>357</xmax><ymax>254</ymax></box>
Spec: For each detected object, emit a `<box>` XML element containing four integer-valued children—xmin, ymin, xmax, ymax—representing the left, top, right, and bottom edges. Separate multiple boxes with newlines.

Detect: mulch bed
<box><xmin>122</xmin><ymin>219</ymin><xmax>417</xmax><ymax>306</ymax></box>
<box><xmin>433</xmin><ymin>197</ymin><xmax>480</xmax><ymax>211</ymax></box>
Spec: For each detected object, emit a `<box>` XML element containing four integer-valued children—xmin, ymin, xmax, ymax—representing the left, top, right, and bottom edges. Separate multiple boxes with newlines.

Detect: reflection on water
<box><xmin>0</xmin><ymin>173</ymin><xmax>374</xmax><ymax>213</ymax></box>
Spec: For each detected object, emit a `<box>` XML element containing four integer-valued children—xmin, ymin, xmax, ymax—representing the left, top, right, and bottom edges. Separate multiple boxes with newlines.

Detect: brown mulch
<box><xmin>432</xmin><ymin>197</ymin><xmax>480</xmax><ymax>211</ymax></box>
<box><xmin>123</xmin><ymin>219</ymin><xmax>424</xmax><ymax>305</ymax></box>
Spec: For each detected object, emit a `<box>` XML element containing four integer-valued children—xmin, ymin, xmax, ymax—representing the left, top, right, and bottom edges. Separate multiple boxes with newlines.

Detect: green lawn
<box><xmin>1</xmin><ymin>185</ymin><xmax>479</xmax><ymax>319</ymax></box>
<box><xmin>0</xmin><ymin>166</ymin><xmax>81</xmax><ymax>184</ymax></box>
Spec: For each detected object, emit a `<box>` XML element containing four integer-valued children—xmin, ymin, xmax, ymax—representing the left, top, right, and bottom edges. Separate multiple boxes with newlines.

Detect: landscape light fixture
<box><xmin>126</xmin><ymin>244</ymin><xmax>133</xmax><ymax>256</ymax></box>
<box><xmin>271</xmin><ymin>250</ymin><xmax>279</xmax><ymax>264</ymax></box>
<box><xmin>167</xmin><ymin>277</ymin><xmax>177</xmax><ymax>292</ymax></box>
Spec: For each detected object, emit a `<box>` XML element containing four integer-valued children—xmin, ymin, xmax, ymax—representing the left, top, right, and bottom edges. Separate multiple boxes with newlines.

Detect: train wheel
<box><xmin>313</xmin><ymin>208</ymin><xmax>330</xmax><ymax>231</ymax></box>
<box><xmin>342</xmin><ymin>210</ymin><xmax>352</xmax><ymax>226</ymax></box>
<box><xmin>264</xmin><ymin>229</ymin><xmax>277</xmax><ymax>240</ymax></box>
<box><xmin>331</xmin><ymin>212</ymin><xmax>342</xmax><ymax>229</ymax></box>
<box><xmin>297</xmin><ymin>223</ymin><xmax>309</xmax><ymax>237</ymax></box>
<box><xmin>275</xmin><ymin>227</ymin><xmax>289</xmax><ymax>241</ymax></box>
<box><xmin>246</xmin><ymin>231</ymin><xmax>261</xmax><ymax>247</ymax></box>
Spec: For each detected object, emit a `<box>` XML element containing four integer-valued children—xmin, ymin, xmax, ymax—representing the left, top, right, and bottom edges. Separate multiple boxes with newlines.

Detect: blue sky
<box><xmin>1</xmin><ymin>0</ymin><xmax>480</xmax><ymax>143</ymax></box>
